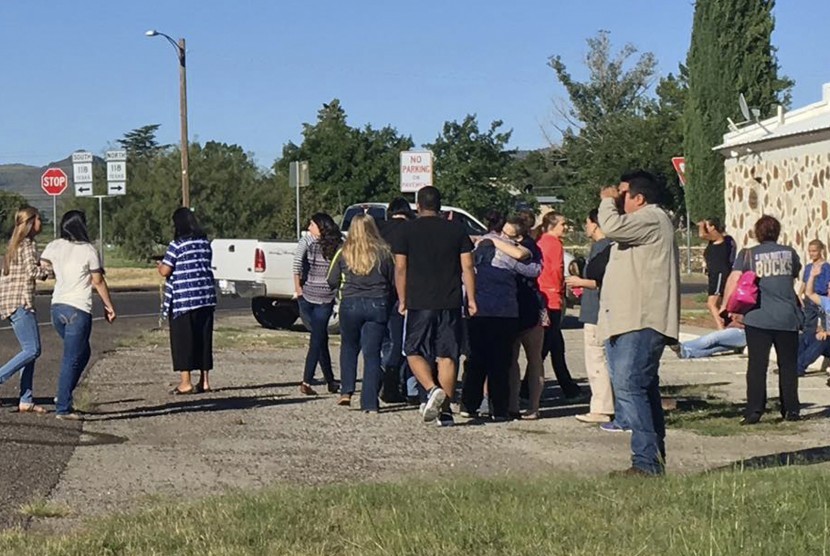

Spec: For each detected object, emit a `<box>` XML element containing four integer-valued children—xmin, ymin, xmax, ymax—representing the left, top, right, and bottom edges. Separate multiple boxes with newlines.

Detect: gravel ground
<box><xmin>28</xmin><ymin>314</ymin><xmax>830</xmax><ymax>534</ymax></box>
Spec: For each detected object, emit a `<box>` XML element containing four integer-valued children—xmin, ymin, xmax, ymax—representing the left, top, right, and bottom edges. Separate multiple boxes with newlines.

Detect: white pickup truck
<box><xmin>211</xmin><ymin>203</ymin><xmax>489</xmax><ymax>330</ymax></box>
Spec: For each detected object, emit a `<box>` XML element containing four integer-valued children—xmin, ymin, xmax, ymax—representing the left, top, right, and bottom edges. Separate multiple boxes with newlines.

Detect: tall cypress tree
<box><xmin>683</xmin><ymin>0</ymin><xmax>792</xmax><ymax>221</ymax></box>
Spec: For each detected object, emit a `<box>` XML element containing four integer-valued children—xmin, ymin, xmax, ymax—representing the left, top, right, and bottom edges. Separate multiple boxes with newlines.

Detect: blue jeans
<box><xmin>52</xmin><ymin>304</ymin><xmax>93</xmax><ymax>415</ymax></box>
<box><xmin>681</xmin><ymin>328</ymin><xmax>746</xmax><ymax>359</ymax></box>
<box><xmin>298</xmin><ymin>298</ymin><xmax>335</xmax><ymax>385</ymax></box>
<box><xmin>339</xmin><ymin>297</ymin><xmax>389</xmax><ymax>411</ymax></box>
<box><xmin>0</xmin><ymin>307</ymin><xmax>41</xmax><ymax>404</ymax></box>
<box><xmin>605</xmin><ymin>328</ymin><xmax>667</xmax><ymax>475</ymax></box>
<box><xmin>797</xmin><ymin>330</ymin><xmax>830</xmax><ymax>376</ymax></box>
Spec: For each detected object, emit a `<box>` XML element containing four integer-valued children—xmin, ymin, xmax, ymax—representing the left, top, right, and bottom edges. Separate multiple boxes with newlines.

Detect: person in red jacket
<box><xmin>536</xmin><ymin>212</ymin><xmax>582</xmax><ymax>399</ymax></box>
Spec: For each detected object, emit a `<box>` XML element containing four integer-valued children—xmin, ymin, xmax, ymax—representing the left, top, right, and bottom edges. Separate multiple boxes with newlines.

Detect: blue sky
<box><xmin>1</xmin><ymin>1</ymin><xmax>828</xmax><ymax>168</ymax></box>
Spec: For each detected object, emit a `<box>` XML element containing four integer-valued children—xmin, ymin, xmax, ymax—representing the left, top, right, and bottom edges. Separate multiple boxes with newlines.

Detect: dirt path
<box><xmin>29</xmin><ymin>314</ymin><xmax>830</xmax><ymax>533</ymax></box>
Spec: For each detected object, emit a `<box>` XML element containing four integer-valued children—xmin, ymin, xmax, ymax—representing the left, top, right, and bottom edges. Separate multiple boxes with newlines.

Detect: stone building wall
<box><xmin>724</xmin><ymin>139</ymin><xmax>830</xmax><ymax>258</ymax></box>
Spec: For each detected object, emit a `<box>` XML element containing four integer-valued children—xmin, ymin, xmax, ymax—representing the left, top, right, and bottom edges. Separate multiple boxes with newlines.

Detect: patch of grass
<box><xmin>118</xmin><ymin>325</ymin><xmax>312</xmax><ymax>351</ymax></box>
<box><xmin>663</xmin><ymin>384</ymin><xmax>804</xmax><ymax>436</ymax></box>
<box><xmin>70</xmin><ymin>386</ymin><xmax>98</xmax><ymax>414</ymax></box>
<box><xmin>5</xmin><ymin>469</ymin><xmax>830</xmax><ymax>554</ymax></box>
<box><xmin>694</xmin><ymin>291</ymin><xmax>709</xmax><ymax>304</ymax></box>
<box><xmin>19</xmin><ymin>500</ymin><xmax>71</xmax><ymax>519</ymax></box>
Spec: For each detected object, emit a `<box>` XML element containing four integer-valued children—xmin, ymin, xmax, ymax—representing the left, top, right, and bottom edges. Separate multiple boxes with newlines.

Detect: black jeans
<box><xmin>744</xmin><ymin>325</ymin><xmax>799</xmax><ymax>418</ymax></box>
<box><xmin>462</xmin><ymin>317</ymin><xmax>519</xmax><ymax>418</ymax></box>
<box><xmin>298</xmin><ymin>298</ymin><xmax>335</xmax><ymax>385</ymax></box>
<box><xmin>542</xmin><ymin>309</ymin><xmax>580</xmax><ymax>397</ymax></box>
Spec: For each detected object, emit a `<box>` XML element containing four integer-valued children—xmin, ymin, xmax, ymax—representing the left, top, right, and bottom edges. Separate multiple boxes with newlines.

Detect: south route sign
<box><xmin>41</xmin><ymin>168</ymin><xmax>68</xmax><ymax>196</ymax></box>
<box><xmin>400</xmin><ymin>151</ymin><xmax>433</xmax><ymax>193</ymax></box>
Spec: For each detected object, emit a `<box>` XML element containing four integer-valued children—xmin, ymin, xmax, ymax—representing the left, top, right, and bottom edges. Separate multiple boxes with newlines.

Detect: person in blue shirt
<box><xmin>158</xmin><ymin>208</ymin><xmax>217</xmax><ymax>395</ymax></box>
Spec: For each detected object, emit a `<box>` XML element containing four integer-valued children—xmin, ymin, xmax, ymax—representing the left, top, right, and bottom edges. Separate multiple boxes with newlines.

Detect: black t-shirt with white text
<box><xmin>394</xmin><ymin>216</ymin><xmax>473</xmax><ymax>310</ymax></box>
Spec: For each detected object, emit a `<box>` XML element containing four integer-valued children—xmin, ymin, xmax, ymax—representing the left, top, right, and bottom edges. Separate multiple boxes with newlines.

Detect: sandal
<box><xmin>18</xmin><ymin>404</ymin><xmax>47</xmax><ymax>414</ymax></box>
<box><xmin>170</xmin><ymin>387</ymin><xmax>195</xmax><ymax>395</ymax></box>
<box><xmin>194</xmin><ymin>384</ymin><xmax>212</xmax><ymax>394</ymax></box>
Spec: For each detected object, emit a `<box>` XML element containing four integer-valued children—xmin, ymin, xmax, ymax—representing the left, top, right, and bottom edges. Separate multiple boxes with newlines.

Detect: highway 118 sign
<box><xmin>72</xmin><ymin>151</ymin><xmax>93</xmax><ymax>197</ymax></box>
<box><xmin>106</xmin><ymin>150</ymin><xmax>127</xmax><ymax>196</ymax></box>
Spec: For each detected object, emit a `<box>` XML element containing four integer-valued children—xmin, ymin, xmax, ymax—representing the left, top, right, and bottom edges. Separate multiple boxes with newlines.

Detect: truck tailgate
<box><xmin>211</xmin><ymin>239</ymin><xmax>260</xmax><ymax>283</ymax></box>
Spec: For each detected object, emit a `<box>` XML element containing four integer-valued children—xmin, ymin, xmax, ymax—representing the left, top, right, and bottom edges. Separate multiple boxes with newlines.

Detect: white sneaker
<box><xmin>418</xmin><ymin>403</ymin><xmax>426</xmax><ymax>415</ymax></box>
<box><xmin>422</xmin><ymin>387</ymin><xmax>446</xmax><ymax>423</ymax></box>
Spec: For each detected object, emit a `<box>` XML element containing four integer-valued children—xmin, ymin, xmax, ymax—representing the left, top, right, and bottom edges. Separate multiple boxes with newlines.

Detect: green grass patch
<box><xmin>117</xmin><ymin>325</ymin><xmax>313</xmax><ymax>351</ymax></box>
<box><xmin>19</xmin><ymin>500</ymin><xmax>71</xmax><ymax>519</ymax></box>
<box><xmin>5</xmin><ymin>468</ymin><xmax>830</xmax><ymax>554</ymax></box>
<box><xmin>664</xmin><ymin>384</ymin><xmax>804</xmax><ymax>436</ymax></box>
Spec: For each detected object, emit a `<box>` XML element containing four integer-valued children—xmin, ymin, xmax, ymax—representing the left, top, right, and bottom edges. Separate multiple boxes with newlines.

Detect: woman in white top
<box><xmin>40</xmin><ymin>210</ymin><xmax>116</xmax><ymax>420</ymax></box>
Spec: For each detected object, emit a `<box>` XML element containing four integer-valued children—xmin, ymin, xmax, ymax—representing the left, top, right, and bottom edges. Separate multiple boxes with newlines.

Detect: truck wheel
<box><xmin>251</xmin><ymin>297</ymin><xmax>299</xmax><ymax>330</ymax></box>
<box><xmin>299</xmin><ymin>303</ymin><xmax>341</xmax><ymax>335</ymax></box>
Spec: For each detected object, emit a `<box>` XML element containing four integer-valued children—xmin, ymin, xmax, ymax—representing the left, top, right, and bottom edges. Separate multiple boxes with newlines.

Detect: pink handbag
<box><xmin>726</xmin><ymin>251</ymin><xmax>758</xmax><ymax>314</ymax></box>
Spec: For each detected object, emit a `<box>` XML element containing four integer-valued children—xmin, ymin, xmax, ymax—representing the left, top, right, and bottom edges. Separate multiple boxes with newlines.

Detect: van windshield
<box><xmin>341</xmin><ymin>206</ymin><xmax>387</xmax><ymax>232</ymax></box>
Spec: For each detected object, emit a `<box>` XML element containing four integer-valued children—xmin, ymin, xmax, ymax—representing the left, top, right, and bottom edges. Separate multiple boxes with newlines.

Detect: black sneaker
<box><xmin>783</xmin><ymin>413</ymin><xmax>801</xmax><ymax>422</ymax></box>
<box><xmin>327</xmin><ymin>381</ymin><xmax>340</xmax><ymax>394</ymax></box>
<box><xmin>436</xmin><ymin>412</ymin><xmax>455</xmax><ymax>427</ymax></box>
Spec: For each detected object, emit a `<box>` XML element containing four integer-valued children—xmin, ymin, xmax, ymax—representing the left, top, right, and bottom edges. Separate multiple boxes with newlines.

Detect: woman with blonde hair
<box><xmin>0</xmin><ymin>207</ymin><xmax>50</xmax><ymax>413</ymax></box>
<box><xmin>327</xmin><ymin>214</ymin><xmax>395</xmax><ymax>412</ymax></box>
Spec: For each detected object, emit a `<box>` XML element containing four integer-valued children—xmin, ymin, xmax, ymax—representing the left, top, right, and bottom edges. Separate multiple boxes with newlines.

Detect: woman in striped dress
<box><xmin>294</xmin><ymin>212</ymin><xmax>343</xmax><ymax>395</ymax></box>
<box><xmin>158</xmin><ymin>208</ymin><xmax>217</xmax><ymax>395</ymax></box>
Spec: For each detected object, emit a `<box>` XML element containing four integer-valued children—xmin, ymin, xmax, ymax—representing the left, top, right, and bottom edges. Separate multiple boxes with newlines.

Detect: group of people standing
<box><xmin>0</xmin><ymin>206</ymin><xmax>218</xmax><ymax>418</ymax></box>
<box><xmin>293</xmin><ymin>174</ymin><xmax>680</xmax><ymax>476</ymax></box>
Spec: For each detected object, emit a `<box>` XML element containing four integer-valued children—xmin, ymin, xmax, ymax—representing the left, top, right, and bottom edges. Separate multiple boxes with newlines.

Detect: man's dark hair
<box><xmin>417</xmin><ymin>186</ymin><xmax>441</xmax><ymax>212</ymax></box>
<box><xmin>622</xmin><ymin>170</ymin><xmax>661</xmax><ymax>205</ymax></box>
<box><xmin>60</xmin><ymin>210</ymin><xmax>91</xmax><ymax>243</ymax></box>
<box><xmin>703</xmin><ymin>216</ymin><xmax>725</xmax><ymax>234</ymax></box>
<box><xmin>387</xmin><ymin>197</ymin><xmax>414</xmax><ymax>220</ymax></box>
<box><xmin>505</xmin><ymin>214</ymin><xmax>527</xmax><ymax>238</ymax></box>
<box><xmin>172</xmin><ymin>207</ymin><xmax>206</xmax><ymax>240</ymax></box>
<box><xmin>587</xmin><ymin>208</ymin><xmax>599</xmax><ymax>225</ymax></box>
<box><xmin>754</xmin><ymin>215</ymin><xmax>781</xmax><ymax>243</ymax></box>
<box><xmin>484</xmin><ymin>210</ymin><xmax>505</xmax><ymax>233</ymax></box>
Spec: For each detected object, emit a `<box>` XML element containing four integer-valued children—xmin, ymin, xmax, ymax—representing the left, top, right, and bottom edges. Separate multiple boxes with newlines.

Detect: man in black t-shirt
<box><xmin>698</xmin><ymin>217</ymin><xmax>736</xmax><ymax>329</ymax></box>
<box><xmin>394</xmin><ymin>186</ymin><xmax>477</xmax><ymax>425</ymax></box>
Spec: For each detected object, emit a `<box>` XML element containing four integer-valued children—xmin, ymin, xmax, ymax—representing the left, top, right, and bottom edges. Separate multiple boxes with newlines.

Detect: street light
<box><xmin>145</xmin><ymin>29</ymin><xmax>190</xmax><ymax>208</ymax></box>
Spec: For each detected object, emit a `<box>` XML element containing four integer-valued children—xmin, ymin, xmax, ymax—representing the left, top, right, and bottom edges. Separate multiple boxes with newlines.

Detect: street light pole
<box><xmin>146</xmin><ymin>30</ymin><xmax>190</xmax><ymax>208</ymax></box>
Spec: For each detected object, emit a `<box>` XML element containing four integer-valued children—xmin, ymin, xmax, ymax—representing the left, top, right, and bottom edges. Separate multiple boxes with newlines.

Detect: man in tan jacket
<box><xmin>598</xmin><ymin>170</ymin><xmax>680</xmax><ymax>476</ymax></box>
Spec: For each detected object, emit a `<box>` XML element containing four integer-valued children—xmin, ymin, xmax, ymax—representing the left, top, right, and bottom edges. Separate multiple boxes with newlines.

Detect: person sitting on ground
<box><xmin>327</xmin><ymin>214</ymin><xmax>395</xmax><ymax>413</ymax></box>
<box><xmin>699</xmin><ymin>217</ymin><xmax>736</xmax><ymax>330</ymax></box>
<box><xmin>158</xmin><ymin>207</ymin><xmax>217</xmax><ymax>395</ymax></box>
<box><xmin>669</xmin><ymin>319</ymin><xmax>746</xmax><ymax>359</ymax></box>
<box><xmin>803</xmin><ymin>262</ymin><xmax>830</xmax><ymax>382</ymax></box>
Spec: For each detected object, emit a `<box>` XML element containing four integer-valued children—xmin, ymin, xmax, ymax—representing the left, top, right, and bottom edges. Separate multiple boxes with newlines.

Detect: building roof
<box><xmin>713</xmin><ymin>83</ymin><xmax>830</xmax><ymax>155</ymax></box>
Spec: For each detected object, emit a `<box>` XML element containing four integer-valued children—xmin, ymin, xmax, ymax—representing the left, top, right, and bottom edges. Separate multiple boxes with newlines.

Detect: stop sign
<box><xmin>41</xmin><ymin>167</ymin><xmax>68</xmax><ymax>196</ymax></box>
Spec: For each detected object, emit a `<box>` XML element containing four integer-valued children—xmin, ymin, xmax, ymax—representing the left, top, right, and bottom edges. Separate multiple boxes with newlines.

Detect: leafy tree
<box><xmin>548</xmin><ymin>31</ymin><xmax>685</xmax><ymax>221</ymax></box>
<box><xmin>274</xmin><ymin>99</ymin><xmax>413</xmax><ymax>226</ymax></box>
<box><xmin>117</xmin><ymin>124</ymin><xmax>170</xmax><ymax>161</ymax></box>
<box><xmin>683</xmin><ymin>0</ymin><xmax>792</xmax><ymax>221</ymax></box>
<box><xmin>0</xmin><ymin>191</ymin><xmax>30</xmax><ymax>240</ymax></box>
<box><xmin>425</xmin><ymin>115</ymin><xmax>520</xmax><ymax>218</ymax></box>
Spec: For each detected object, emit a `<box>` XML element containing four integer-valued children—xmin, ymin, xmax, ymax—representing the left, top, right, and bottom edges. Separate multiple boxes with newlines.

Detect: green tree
<box><xmin>117</xmin><ymin>124</ymin><xmax>170</xmax><ymax>161</ymax></box>
<box><xmin>548</xmin><ymin>31</ymin><xmax>686</xmax><ymax>221</ymax></box>
<box><xmin>273</xmin><ymin>99</ymin><xmax>413</xmax><ymax>225</ymax></box>
<box><xmin>0</xmin><ymin>191</ymin><xmax>30</xmax><ymax>240</ymax></box>
<box><xmin>425</xmin><ymin>115</ymin><xmax>520</xmax><ymax>219</ymax></box>
<box><xmin>683</xmin><ymin>0</ymin><xmax>792</xmax><ymax>221</ymax></box>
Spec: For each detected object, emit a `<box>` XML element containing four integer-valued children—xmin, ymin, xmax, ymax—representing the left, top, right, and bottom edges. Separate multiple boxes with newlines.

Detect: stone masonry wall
<box><xmin>724</xmin><ymin>140</ymin><xmax>830</xmax><ymax>259</ymax></box>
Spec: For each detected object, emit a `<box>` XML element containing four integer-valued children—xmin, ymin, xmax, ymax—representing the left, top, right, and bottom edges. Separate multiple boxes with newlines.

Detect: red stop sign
<box><xmin>41</xmin><ymin>167</ymin><xmax>68</xmax><ymax>196</ymax></box>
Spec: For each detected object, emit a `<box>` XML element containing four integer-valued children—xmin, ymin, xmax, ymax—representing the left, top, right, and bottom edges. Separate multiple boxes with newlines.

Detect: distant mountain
<box><xmin>0</xmin><ymin>155</ymin><xmax>98</xmax><ymax>221</ymax></box>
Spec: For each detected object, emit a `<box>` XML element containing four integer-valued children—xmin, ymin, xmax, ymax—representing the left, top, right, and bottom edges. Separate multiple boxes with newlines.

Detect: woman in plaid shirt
<box><xmin>0</xmin><ymin>207</ymin><xmax>49</xmax><ymax>414</ymax></box>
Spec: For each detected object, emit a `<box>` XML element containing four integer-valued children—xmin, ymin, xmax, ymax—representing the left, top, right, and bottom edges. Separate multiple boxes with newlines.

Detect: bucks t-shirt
<box><xmin>733</xmin><ymin>241</ymin><xmax>801</xmax><ymax>331</ymax></box>
<box><xmin>393</xmin><ymin>215</ymin><xmax>473</xmax><ymax>310</ymax></box>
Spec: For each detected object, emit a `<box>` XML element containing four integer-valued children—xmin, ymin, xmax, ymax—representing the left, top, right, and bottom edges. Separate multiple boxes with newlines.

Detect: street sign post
<box><xmin>72</xmin><ymin>151</ymin><xmax>93</xmax><ymax>197</ymax></box>
<box><xmin>106</xmin><ymin>150</ymin><xmax>127</xmax><ymax>196</ymax></box>
<box><xmin>671</xmin><ymin>156</ymin><xmax>691</xmax><ymax>274</ymax></box>
<box><xmin>400</xmin><ymin>151</ymin><xmax>433</xmax><ymax>194</ymax></box>
<box><xmin>290</xmin><ymin>161</ymin><xmax>310</xmax><ymax>240</ymax></box>
<box><xmin>41</xmin><ymin>167</ymin><xmax>68</xmax><ymax>238</ymax></box>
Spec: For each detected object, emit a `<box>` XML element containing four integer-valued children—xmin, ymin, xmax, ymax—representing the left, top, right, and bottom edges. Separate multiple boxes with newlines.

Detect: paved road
<box><xmin>0</xmin><ymin>291</ymin><xmax>248</xmax><ymax>530</ymax></box>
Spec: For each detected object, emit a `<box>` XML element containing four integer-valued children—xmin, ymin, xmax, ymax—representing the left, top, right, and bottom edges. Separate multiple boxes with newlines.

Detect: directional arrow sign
<box><xmin>108</xmin><ymin>182</ymin><xmax>126</xmax><ymax>196</ymax></box>
<box><xmin>75</xmin><ymin>184</ymin><xmax>93</xmax><ymax>197</ymax></box>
